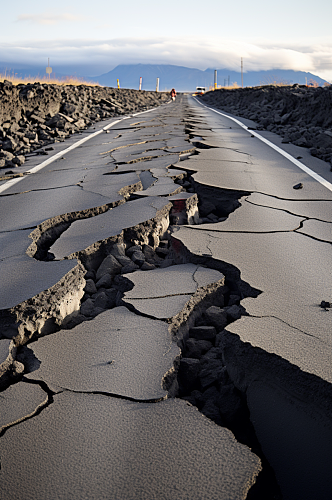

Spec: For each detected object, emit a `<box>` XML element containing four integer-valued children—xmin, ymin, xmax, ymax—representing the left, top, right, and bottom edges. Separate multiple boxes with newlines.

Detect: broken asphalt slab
<box><xmin>247</xmin><ymin>192</ymin><xmax>332</xmax><ymax>222</ymax></box>
<box><xmin>0</xmin><ymin>185</ymin><xmax>115</xmax><ymax>232</ymax></box>
<box><xmin>25</xmin><ymin>306</ymin><xmax>180</xmax><ymax>400</ymax></box>
<box><xmin>50</xmin><ymin>196</ymin><xmax>171</xmax><ymax>259</ymax></box>
<box><xmin>134</xmin><ymin>176</ymin><xmax>183</xmax><ymax>197</ymax></box>
<box><xmin>0</xmin><ymin>380</ymin><xmax>48</xmax><ymax>434</ymax></box>
<box><xmin>122</xmin><ymin>263</ymin><xmax>224</xmax><ymax>320</ymax></box>
<box><xmin>193</xmin><ymin>195</ymin><xmax>304</xmax><ymax>233</ymax></box>
<box><xmin>0</xmin><ymin>255</ymin><xmax>80</xmax><ymax>310</ymax></box>
<box><xmin>173</xmin><ymin>227</ymin><xmax>332</xmax><ymax>379</ymax></box>
<box><xmin>0</xmin><ymin>392</ymin><xmax>261</xmax><ymax>500</ymax></box>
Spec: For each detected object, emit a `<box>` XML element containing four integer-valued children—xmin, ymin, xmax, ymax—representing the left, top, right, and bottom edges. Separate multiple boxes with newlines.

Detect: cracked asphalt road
<box><xmin>175</xmin><ymin>97</ymin><xmax>332</xmax><ymax>378</ymax></box>
<box><xmin>173</xmin><ymin>97</ymin><xmax>332</xmax><ymax>500</ymax></box>
<box><xmin>1</xmin><ymin>94</ymin><xmax>332</xmax><ymax>499</ymax></box>
<box><xmin>0</xmin><ymin>97</ymin><xmax>261</xmax><ymax>500</ymax></box>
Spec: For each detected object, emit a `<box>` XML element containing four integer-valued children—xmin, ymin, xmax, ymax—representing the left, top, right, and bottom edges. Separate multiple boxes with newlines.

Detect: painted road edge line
<box><xmin>194</xmin><ymin>97</ymin><xmax>332</xmax><ymax>193</ymax></box>
<box><xmin>0</xmin><ymin>103</ymin><xmax>163</xmax><ymax>195</ymax></box>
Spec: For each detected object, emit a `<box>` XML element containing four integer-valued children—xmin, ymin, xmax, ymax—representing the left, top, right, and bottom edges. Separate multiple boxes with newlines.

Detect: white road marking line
<box><xmin>0</xmin><ymin>104</ymin><xmax>162</xmax><ymax>195</ymax></box>
<box><xmin>194</xmin><ymin>97</ymin><xmax>332</xmax><ymax>193</ymax></box>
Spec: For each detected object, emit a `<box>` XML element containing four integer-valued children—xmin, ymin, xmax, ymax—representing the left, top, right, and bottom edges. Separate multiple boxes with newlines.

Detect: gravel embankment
<box><xmin>201</xmin><ymin>85</ymin><xmax>332</xmax><ymax>170</ymax></box>
<box><xmin>0</xmin><ymin>81</ymin><xmax>169</xmax><ymax>169</ymax></box>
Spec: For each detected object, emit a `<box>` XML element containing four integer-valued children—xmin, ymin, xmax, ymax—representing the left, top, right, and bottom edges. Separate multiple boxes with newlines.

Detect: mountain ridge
<box><xmin>93</xmin><ymin>64</ymin><xmax>328</xmax><ymax>91</ymax></box>
<box><xmin>0</xmin><ymin>62</ymin><xmax>328</xmax><ymax>91</ymax></box>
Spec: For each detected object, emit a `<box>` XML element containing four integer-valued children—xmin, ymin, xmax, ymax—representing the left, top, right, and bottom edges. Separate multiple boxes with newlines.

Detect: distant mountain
<box><xmin>205</xmin><ymin>68</ymin><xmax>328</xmax><ymax>89</ymax></box>
<box><xmin>91</xmin><ymin>64</ymin><xmax>213</xmax><ymax>91</ymax></box>
<box><xmin>1</xmin><ymin>61</ymin><xmax>328</xmax><ymax>90</ymax></box>
<box><xmin>90</xmin><ymin>64</ymin><xmax>328</xmax><ymax>91</ymax></box>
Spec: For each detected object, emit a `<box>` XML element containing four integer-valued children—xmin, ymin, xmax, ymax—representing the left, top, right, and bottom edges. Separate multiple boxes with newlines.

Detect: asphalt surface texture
<box><xmin>1</xmin><ymin>93</ymin><xmax>332</xmax><ymax>500</ymax></box>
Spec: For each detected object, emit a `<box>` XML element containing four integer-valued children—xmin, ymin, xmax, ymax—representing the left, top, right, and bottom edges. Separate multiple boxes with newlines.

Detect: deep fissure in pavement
<box><xmin>7</xmin><ymin>172</ymin><xmax>281</xmax><ymax>499</ymax></box>
<box><xmin>0</xmin><ymin>105</ymin><xmax>297</xmax><ymax>498</ymax></box>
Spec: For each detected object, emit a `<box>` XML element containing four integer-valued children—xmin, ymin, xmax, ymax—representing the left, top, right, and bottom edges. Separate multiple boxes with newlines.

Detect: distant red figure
<box><xmin>170</xmin><ymin>88</ymin><xmax>176</xmax><ymax>100</ymax></box>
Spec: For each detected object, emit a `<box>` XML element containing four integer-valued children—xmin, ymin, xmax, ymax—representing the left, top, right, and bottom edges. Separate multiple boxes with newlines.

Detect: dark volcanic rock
<box><xmin>0</xmin><ymin>81</ymin><xmax>169</xmax><ymax>168</ymax></box>
<box><xmin>189</xmin><ymin>325</ymin><xmax>217</xmax><ymax>341</ymax></box>
<box><xmin>178</xmin><ymin>358</ymin><xmax>200</xmax><ymax>390</ymax></box>
<box><xmin>184</xmin><ymin>338</ymin><xmax>213</xmax><ymax>358</ymax></box>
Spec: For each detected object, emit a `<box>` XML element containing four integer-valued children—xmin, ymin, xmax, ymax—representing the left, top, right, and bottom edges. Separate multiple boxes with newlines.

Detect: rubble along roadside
<box><xmin>0</xmin><ymin>80</ymin><xmax>170</xmax><ymax>170</ymax></box>
<box><xmin>201</xmin><ymin>85</ymin><xmax>332</xmax><ymax>171</ymax></box>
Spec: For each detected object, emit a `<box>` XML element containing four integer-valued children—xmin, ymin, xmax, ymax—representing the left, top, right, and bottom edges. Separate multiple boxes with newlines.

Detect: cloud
<box><xmin>1</xmin><ymin>37</ymin><xmax>332</xmax><ymax>81</ymax></box>
<box><xmin>17</xmin><ymin>13</ymin><xmax>86</xmax><ymax>25</ymax></box>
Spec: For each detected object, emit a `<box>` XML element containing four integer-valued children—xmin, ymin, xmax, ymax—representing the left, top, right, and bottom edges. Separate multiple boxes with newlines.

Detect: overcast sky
<box><xmin>1</xmin><ymin>0</ymin><xmax>332</xmax><ymax>81</ymax></box>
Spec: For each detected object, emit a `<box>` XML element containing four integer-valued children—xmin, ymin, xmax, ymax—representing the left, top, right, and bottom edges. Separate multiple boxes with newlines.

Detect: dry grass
<box><xmin>208</xmin><ymin>83</ymin><xmax>240</xmax><ymax>91</ymax></box>
<box><xmin>259</xmin><ymin>81</ymin><xmax>291</xmax><ymax>87</ymax></box>
<box><xmin>0</xmin><ymin>73</ymin><xmax>100</xmax><ymax>87</ymax></box>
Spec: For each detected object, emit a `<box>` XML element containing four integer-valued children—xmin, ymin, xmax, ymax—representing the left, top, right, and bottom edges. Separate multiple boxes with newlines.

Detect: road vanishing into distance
<box><xmin>0</xmin><ymin>94</ymin><xmax>332</xmax><ymax>500</ymax></box>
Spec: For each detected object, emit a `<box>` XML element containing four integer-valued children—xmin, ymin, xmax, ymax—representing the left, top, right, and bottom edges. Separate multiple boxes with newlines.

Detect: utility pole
<box><xmin>228</xmin><ymin>75</ymin><xmax>230</xmax><ymax>87</ymax></box>
<box><xmin>46</xmin><ymin>58</ymin><xmax>52</xmax><ymax>80</ymax></box>
<box><xmin>156</xmin><ymin>78</ymin><xmax>159</xmax><ymax>92</ymax></box>
<box><xmin>214</xmin><ymin>70</ymin><xmax>217</xmax><ymax>90</ymax></box>
<box><xmin>241</xmin><ymin>58</ymin><xmax>243</xmax><ymax>88</ymax></box>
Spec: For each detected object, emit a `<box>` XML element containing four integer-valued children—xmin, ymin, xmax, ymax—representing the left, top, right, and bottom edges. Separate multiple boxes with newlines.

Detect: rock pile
<box><xmin>70</xmin><ymin>239</ymin><xmax>172</xmax><ymax>325</ymax></box>
<box><xmin>177</xmin><ymin>298</ymin><xmax>282</xmax><ymax>499</ymax></box>
<box><xmin>178</xmin><ymin>298</ymin><xmax>246</xmax><ymax>427</ymax></box>
<box><xmin>201</xmin><ymin>85</ymin><xmax>332</xmax><ymax>169</ymax></box>
<box><xmin>0</xmin><ymin>81</ymin><xmax>169</xmax><ymax>169</ymax></box>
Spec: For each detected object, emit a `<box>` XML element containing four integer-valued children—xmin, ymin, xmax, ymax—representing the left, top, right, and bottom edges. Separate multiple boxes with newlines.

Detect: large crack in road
<box><xmin>0</xmin><ymin>94</ymin><xmax>331</xmax><ymax>500</ymax></box>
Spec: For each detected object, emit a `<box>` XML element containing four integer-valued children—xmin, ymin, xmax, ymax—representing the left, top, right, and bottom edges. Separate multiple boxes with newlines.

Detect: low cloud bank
<box><xmin>1</xmin><ymin>37</ymin><xmax>331</xmax><ymax>82</ymax></box>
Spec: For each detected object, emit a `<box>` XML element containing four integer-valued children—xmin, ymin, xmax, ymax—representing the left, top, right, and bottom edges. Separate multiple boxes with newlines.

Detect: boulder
<box><xmin>0</xmin><ymin>151</ymin><xmax>14</xmax><ymax>161</ymax></box>
<box><xmin>12</xmin><ymin>155</ymin><xmax>25</xmax><ymax>166</ymax></box>
<box><xmin>126</xmin><ymin>245</ymin><xmax>142</xmax><ymax>256</ymax></box>
<box><xmin>112</xmin><ymin>275</ymin><xmax>134</xmax><ymax>293</ymax></box>
<box><xmin>104</xmin><ymin>288</ymin><xmax>118</xmax><ymax>308</ymax></box>
<box><xmin>184</xmin><ymin>338</ymin><xmax>213</xmax><ymax>359</ymax></box>
<box><xmin>155</xmin><ymin>247</ymin><xmax>169</xmax><ymax>257</ymax></box>
<box><xmin>96</xmin><ymin>274</ymin><xmax>113</xmax><ymax>289</ymax></box>
<box><xmin>227</xmin><ymin>294</ymin><xmax>240</xmax><ymax>306</ymax></box>
<box><xmin>2</xmin><ymin>137</ymin><xmax>17</xmax><ymax>151</ymax></box>
<box><xmin>80</xmin><ymin>298</ymin><xmax>95</xmax><ymax>317</ymax></box>
<box><xmin>96</xmin><ymin>254</ymin><xmax>122</xmax><ymax>281</ymax></box>
<box><xmin>178</xmin><ymin>358</ymin><xmax>200</xmax><ymax>390</ymax></box>
<box><xmin>61</xmin><ymin>103</ymin><xmax>77</xmax><ymax>115</ymax></box>
<box><xmin>115</xmin><ymin>255</ymin><xmax>134</xmax><ymax>267</ymax></box>
<box><xmin>109</xmin><ymin>243</ymin><xmax>126</xmax><ymax>258</ymax></box>
<box><xmin>140</xmin><ymin>262</ymin><xmax>156</xmax><ymax>271</ymax></box>
<box><xmin>74</xmin><ymin>118</ymin><xmax>85</xmax><ymax>129</ymax></box>
<box><xmin>198</xmin><ymin>360</ymin><xmax>225</xmax><ymax>390</ymax></box>
<box><xmin>204</xmin><ymin>306</ymin><xmax>228</xmax><ymax>330</ymax></box>
<box><xmin>84</xmin><ymin>279</ymin><xmax>97</xmax><ymax>295</ymax></box>
<box><xmin>131</xmin><ymin>250</ymin><xmax>145</xmax><ymax>266</ymax></box>
<box><xmin>121</xmin><ymin>262</ymin><xmax>140</xmax><ymax>274</ymax></box>
<box><xmin>85</xmin><ymin>270</ymin><xmax>96</xmax><ymax>280</ymax></box>
<box><xmin>189</xmin><ymin>326</ymin><xmax>216</xmax><ymax>341</ymax></box>
<box><xmin>142</xmin><ymin>244</ymin><xmax>157</xmax><ymax>260</ymax></box>
<box><xmin>216</xmin><ymin>384</ymin><xmax>244</xmax><ymax>425</ymax></box>
<box><xmin>45</xmin><ymin>114</ymin><xmax>67</xmax><ymax>129</ymax></box>
<box><xmin>92</xmin><ymin>290</ymin><xmax>109</xmax><ymax>310</ymax></box>
<box><xmin>224</xmin><ymin>304</ymin><xmax>242</xmax><ymax>321</ymax></box>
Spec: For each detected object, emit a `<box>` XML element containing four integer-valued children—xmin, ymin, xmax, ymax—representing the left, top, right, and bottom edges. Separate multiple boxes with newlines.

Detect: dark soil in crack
<box><xmin>175</xmin><ymin>292</ymin><xmax>282</xmax><ymax>500</ymax></box>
